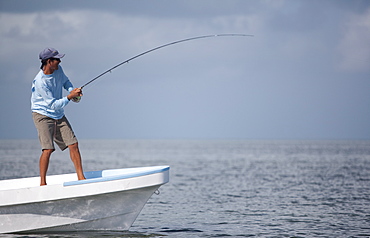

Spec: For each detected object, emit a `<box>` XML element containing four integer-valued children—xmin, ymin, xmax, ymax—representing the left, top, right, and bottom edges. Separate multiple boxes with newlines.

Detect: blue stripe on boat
<box><xmin>63</xmin><ymin>166</ymin><xmax>169</xmax><ymax>186</ymax></box>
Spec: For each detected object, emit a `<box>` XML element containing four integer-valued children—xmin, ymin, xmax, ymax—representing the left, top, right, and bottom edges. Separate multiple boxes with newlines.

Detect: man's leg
<box><xmin>39</xmin><ymin>149</ymin><xmax>54</xmax><ymax>186</ymax></box>
<box><xmin>68</xmin><ymin>142</ymin><xmax>86</xmax><ymax>180</ymax></box>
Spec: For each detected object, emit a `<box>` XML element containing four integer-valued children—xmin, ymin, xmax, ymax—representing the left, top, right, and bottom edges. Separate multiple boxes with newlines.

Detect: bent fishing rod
<box><xmin>72</xmin><ymin>33</ymin><xmax>253</xmax><ymax>102</ymax></box>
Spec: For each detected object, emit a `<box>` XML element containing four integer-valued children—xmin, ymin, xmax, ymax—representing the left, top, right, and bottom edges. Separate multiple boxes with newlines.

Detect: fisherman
<box><xmin>31</xmin><ymin>47</ymin><xmax>86</xmax><ymax>186</ymax></box>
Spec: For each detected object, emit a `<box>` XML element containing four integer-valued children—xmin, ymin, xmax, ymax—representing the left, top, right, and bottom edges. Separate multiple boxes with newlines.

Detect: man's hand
<box><xmin>67</xmin><ymin>88</ymin><xmax>83</xmax><ymax>101</ymax></box>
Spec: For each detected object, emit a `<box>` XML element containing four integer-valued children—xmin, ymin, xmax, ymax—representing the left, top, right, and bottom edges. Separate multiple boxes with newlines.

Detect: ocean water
<box><xmin>0</xmin><ymin>139</ymin><xmax>370</xmax><ymax>238</ymax></box>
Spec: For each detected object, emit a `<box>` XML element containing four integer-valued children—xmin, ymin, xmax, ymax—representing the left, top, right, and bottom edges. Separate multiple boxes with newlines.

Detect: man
<box><xmin>31</xmin><ymin>47</ymin><xmax>85</xmax><ymax>186</ymax></box>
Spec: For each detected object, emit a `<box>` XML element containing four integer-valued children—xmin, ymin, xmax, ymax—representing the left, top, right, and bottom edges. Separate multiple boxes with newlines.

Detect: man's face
<box><xmin>49</xmin><ymin>58</ymin><xmax>61</xmax><ymax>70</ymax></box>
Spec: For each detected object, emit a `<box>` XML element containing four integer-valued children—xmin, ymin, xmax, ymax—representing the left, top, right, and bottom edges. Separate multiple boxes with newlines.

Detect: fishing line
<box><xmin>73</xmin><ymin>33</ymin><xmax>253</xmax><ymax>102</ymax></box>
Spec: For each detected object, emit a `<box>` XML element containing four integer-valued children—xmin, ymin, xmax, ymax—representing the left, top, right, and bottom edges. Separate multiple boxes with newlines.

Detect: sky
<box><xmin>0</xmin><ymin>0</ymin><xmax>369</xmax><ymax>140</ymax></box>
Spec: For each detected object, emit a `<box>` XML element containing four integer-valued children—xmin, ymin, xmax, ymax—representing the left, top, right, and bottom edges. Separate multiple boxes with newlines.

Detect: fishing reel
<box><xmin>71</xmin><ymin>96</ymin><xmax>81</xmax><ymax>103</ymax></box>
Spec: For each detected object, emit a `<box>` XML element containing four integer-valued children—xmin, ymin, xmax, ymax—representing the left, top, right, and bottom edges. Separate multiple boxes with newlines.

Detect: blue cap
<box><xmin>39</xmin><ymin>47</ymin><xmax>65</xmax><ymax>60</ymax></box>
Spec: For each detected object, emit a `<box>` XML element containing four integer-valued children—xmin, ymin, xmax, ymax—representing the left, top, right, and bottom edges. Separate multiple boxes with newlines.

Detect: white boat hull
<box><xmin>0</xmin><ymin>166</ymin><xmax>169</xmax><ymax>233</ymax></box>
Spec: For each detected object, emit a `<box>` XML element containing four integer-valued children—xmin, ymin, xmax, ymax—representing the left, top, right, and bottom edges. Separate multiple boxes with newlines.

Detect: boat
<box><xmin>0</xmin><ymin>165</ymin><xmax>170</xmax><ymax>234</ymax></box>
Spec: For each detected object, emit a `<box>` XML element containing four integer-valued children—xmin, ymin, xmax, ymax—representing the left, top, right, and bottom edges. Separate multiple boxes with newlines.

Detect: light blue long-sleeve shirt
<box><xmin>31</xmin><ymin>66</ymin><xmax>73</xmax><ymax>119</ymax></box>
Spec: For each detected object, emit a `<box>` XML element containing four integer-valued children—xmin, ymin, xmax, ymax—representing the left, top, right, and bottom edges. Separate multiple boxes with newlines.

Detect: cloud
<box><xmin>0</xmin><ymin>8</ymin><xmax>256</xmax><ymax>84</ymax></box>
<box><xmin>337</xmin><ymin>8</ymin><xmax>370</xmax><ymax>72</ymax></box>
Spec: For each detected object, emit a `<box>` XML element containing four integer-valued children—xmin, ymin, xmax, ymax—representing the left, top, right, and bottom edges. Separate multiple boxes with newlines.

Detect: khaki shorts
<box><xmin>32</xmin><ymin>112</ymin><xmax>78</xmax><ymax>151</ymax></box>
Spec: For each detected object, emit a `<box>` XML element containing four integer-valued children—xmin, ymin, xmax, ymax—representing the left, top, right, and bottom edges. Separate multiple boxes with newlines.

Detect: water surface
<box><xmin>0</xmin><ymin>140</ymin><xmax>369</xmax><ymax>237</ymax></box>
